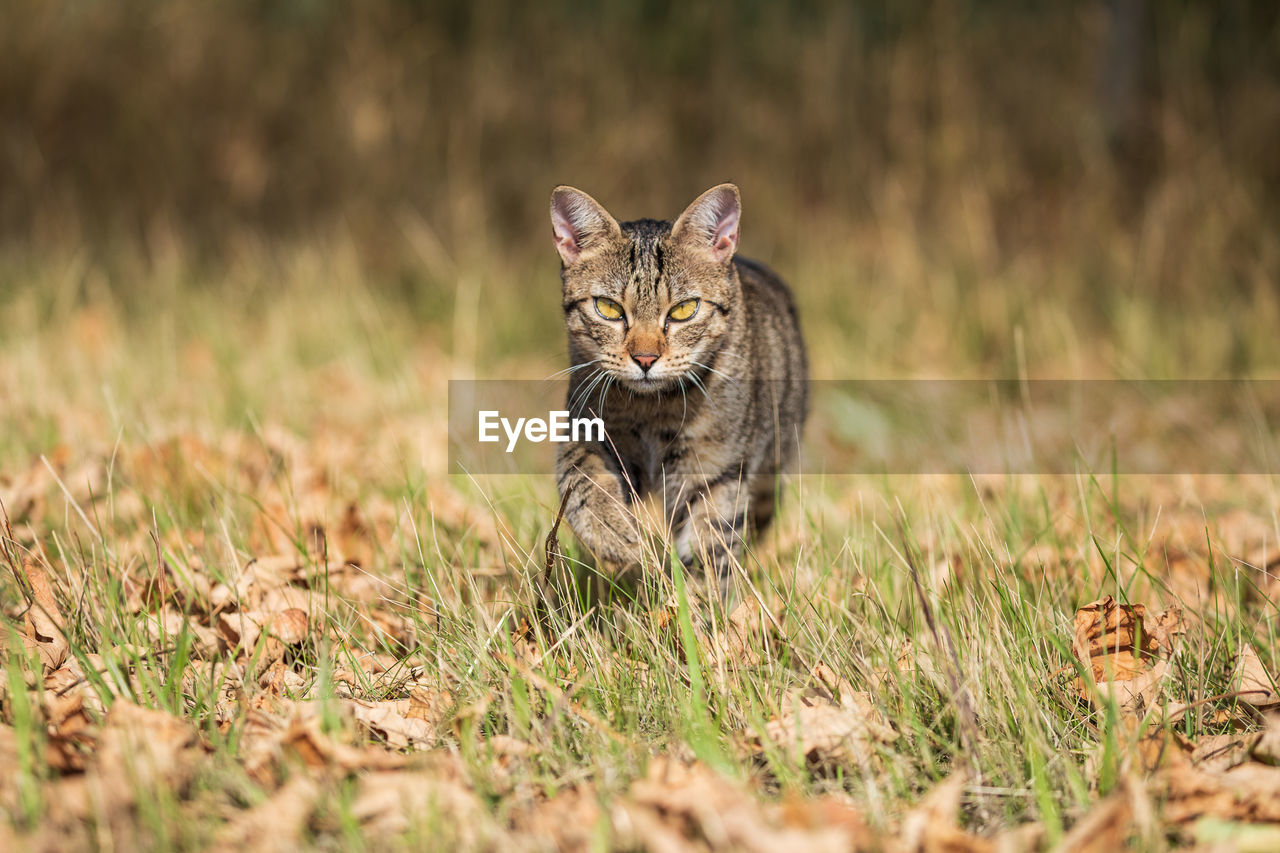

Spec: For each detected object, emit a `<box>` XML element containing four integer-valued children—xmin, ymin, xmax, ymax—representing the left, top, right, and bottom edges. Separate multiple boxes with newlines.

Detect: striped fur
<box><xmin>549</xmin><ymin>184</ymin><xmax>808</xmax><ymax>586</ymax></box>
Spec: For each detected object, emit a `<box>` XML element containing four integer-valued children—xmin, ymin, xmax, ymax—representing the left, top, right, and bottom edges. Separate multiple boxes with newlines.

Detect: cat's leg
<box><xmin>556</xmin><ymin>441</ymin><xmax>644</xmax><ymax>575</ymax></box>
<box><xmin>748</xmin><ymin>466</ymin><xmax>780</xmax><ymax>534</ymax></box>
<box><xmin>672</xmin><ymin>475</ymin><xmax>751</xmax><ymax>593</ymax></box>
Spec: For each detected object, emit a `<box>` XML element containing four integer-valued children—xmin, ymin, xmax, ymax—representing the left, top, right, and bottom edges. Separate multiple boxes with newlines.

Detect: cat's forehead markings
<box><xmin>620</xmin><ymin>219</ymin><xmax>670</xmax><ymax>306</ymax></box>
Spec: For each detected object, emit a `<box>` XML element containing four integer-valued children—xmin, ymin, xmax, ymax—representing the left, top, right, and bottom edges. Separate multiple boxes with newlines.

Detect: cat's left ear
<box><xmin>672</xmin><ymin>184</ymin><xmax>740</xmax><ymax>263</ymax></box>
<box><xmin>551</xmin><ymin>186</ymin><xmax>621</xmax><ymax>266</ymax></box>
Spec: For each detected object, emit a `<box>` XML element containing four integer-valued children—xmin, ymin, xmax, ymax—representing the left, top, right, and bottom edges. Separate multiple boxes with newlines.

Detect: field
<box><xmin>4</xmin><ymin>1</ymin><xmax>1280</xmax><ymax>850</ymax></box>
<box><xmin>1</xmin><ymin>239</ymin><xmax>1278</xmax><ymax>851</ymax></box>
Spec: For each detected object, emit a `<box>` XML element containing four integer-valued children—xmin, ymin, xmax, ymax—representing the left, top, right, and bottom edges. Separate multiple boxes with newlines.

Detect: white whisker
<box><xmin>546</xmin><ymin>359</ymin><xmax>601</xmax><ymax>381</ymax></box>
<box><xmin>691</xmin><ymin>359</ymin><xmax>737</xmax><ymax>384</ymax></box>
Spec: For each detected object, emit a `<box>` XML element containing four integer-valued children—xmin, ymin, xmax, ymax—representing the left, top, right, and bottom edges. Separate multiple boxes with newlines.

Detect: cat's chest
<box><xmin>605</xmin><ymin>396</ymin><xmax>739</xmax><ymax>487</ymax></box>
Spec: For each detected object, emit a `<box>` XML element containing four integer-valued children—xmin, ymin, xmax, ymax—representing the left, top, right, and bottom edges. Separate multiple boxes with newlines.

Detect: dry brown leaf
<box><xmin>41</xmin><ymin>665</ymin><xmax>100</xmax><ymax>772</ymax></box>
<box><xmin>405</xmin><ymin>686</ymin><xmax>455</xmax><ymax>729</ymax></box>
<box><xmin>776</xmin><ymin>794</ymin><xmax>875</xmax><ymax>849</ymax></box>
<box><xmin>258</xmin><ymin>660</ymin><xmax>308</xmax><ymax>696</ymax></box>
<box><xmin>1214</xmin><ymin>764</ymin><xmax>1280</xmax><ymax>821</ymax></box>
<box><xmin>1155</xmin><ymin>760</ymin><xmax>1280</xmax><ymax>825</ymax></box>
<box><xmin>992</xmin><ymin>822</ymin><xmax>1045</xmax><ymax>853</ymax></box>
<box><xmin>869</xmin><ymin>640</ymin><xmax>943</xmax><ymax>693</ymax></box>
<box><xmin>351</xmin><ymin>770</ymin><xmax>486</xmax><ymax>839</ymax></box>
<box><xmin>1214</xmin><ymin>509</ymin><xmax>1280</xmax><ymax>574</ymax></box>
<box><xmin>1053</xmin><ymin>776</ymin><xmax>1149</xmax><ymax>853</ymax></box>
<box><xmin>210</xmin><ymin>775</ymin><xmax>320</xmax><ymax>853</ymax></box>
<box><xmin>757</xmin><ymin>668</ymin><xmax>897</xmax><ymax>770</ymax></box>
<box><xmin>238</xmin><ymin>698</ymin><xmax>415</xmax><ymax>782</ymax></box>
<box><xmin>426</xmin><ymin>481</ymin><xmax>503</xmax><ymax>550</ymax></box>
<box><xmin>217</xmin><ymin>608</ymin><xmax>309</xmax><ymax>655</ymax></box>
<box><xmin>1071</xmin><ymin>596</ymin><xmax>1184</xmax><ymax>713</ymax></box>
<box><xmin>511</xmin><ymin>785</ymin><xmax>602</xmax><ymax>852</ymax></box>
<box><xmin>324</xmin><ymin>566</ymin><xmax>391</xmax><ymax>605</ymax></box>
<box><xmin>1192</xmin><ymin>732</ymin><xmax>1259</xmax><ymax>773</ymax></box>
<box><xmin>480</xmin><ymin>733</ymin><xmax>541</xmax><ymax>795</ymax></box>
<box><xmin>0</xmin><ymin>457</ymin><xmax>52</xmax><ymax>524</ymax></box>
<box><xmin>0</xmin><ymin>726</ymin><xmax>22</xmax><ymax>816</ymax></box>
<box><xmin>1232</xmin><ymin>643</ymin><xmax>1280</xmax><ymax>709</ymax></box>
<box><xmin>18</xmin><ymin>556</ymin><xmax>69</xmax><ymax>672</ymax></box>
<box><xmin>811</xmin><ymin>661</ymin><xmax>861</xmax><ymax>704</ymax></box>
<box><xmin>900</xmin><ymin>771</ymin><xmax>993</xmax><ymax>853</ymax></box>
<box><xmin>144</xmin><ymin>606</ymin><xmax>220</xmax><ymax>656</ymax></box>
<box><xmin>644</xmin><ymin>598</ymin><xmax>784</xmax><ymax>674</ymax></box>
<box><xmin>348</xmin><ymin>698</ymin><xmax>436</xmax><ymax>749</ymax></box>
<box><xmin>1252</xmin><ymin>715</ymin><xmax>1280</xmax><ymax>765</ymax></box>
<box><xmin>710</xmin><ymin>600</ymin><xmax>781</xmax><ymax>668</ymax></box>
<box><xmin>278</xmin><ymin>704</ymin><xmax>413</xmax><ymax>773</ymax></box>
<box><xmin>1132</xmin><ymin>727</ymin><xmax>1195</xmax><ymax>773</ymax></box>
<box><xmin>507</xmin><ymin>618</ymin><xmax>545</xmax><ymax>669</ymax></box>
<box><xmin>333</xmin><ymin>501</ymin><xmax>377</xmax><ymax>568</ymax></box>
<box><xmin>48</xmin><ymin>701</ymin><xmax>205</xmax><ymax>822</ymax></box>
<box><xmin>239</xmin><ymin>706</ymin><xmax>297</xmax><ymax>785</ymax></box>
<box><xmin>487</xmin><ymin>733</ymin><xmax>537</xmax><ymax>759</ymax></box>
<box><xmin>621</xmin><ymin>758</ymin><xmax>856</xmax><ymax>853</ymax></box>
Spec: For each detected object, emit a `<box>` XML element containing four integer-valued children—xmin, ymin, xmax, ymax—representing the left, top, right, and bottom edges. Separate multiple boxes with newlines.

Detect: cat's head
<box><xmin>550</xmin><ymin>183</ymin><xmax>742</xmax><ymax>395</ymax></box>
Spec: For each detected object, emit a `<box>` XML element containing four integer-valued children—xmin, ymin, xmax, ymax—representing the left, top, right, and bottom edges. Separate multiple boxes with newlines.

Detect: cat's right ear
<box><xmin>550</xmin><ymin>187</ymin><xmax>621</xmax><ymax>266</ymax></box>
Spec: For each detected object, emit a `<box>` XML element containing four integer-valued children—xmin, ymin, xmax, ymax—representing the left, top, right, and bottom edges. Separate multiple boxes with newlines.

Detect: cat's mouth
<box><xmin>619</xmin><ymin>375</ymin><xmax>672</xmax><ymax>394</ymax></box>
<box><xmin>617</xmin><ymin>370</ymin><xmax>689</xmax><ymax>395</ymax></box>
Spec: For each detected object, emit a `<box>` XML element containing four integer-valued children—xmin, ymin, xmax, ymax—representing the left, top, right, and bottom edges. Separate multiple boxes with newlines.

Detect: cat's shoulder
<box><xmin>733</xmin><ymin>255</ymin><xmax>797</xmax><ymax>306</ymax></box>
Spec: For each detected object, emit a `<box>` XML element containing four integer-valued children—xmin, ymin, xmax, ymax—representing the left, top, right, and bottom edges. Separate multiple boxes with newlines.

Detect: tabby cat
<box><xmin>550</xmin><ymin>184</ymin><xmax>808</xmax><ymax>587</ymax></box>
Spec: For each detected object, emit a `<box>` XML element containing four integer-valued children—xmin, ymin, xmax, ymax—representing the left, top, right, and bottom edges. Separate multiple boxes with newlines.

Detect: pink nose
<box><xmin>632</xmin><ymin>353</ymin><xmax>659</xmax><ymax>372</ymax></box>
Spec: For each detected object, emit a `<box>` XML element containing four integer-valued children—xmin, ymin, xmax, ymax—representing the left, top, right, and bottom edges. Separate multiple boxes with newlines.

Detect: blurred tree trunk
<box><xmin>1099</xmin><ymin>0</ymin><xmax>1159</xmax><ymax>215</ymax></box>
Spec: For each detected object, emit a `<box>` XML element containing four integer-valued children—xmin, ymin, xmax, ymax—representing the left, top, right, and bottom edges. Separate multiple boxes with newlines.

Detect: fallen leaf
<box><xmin>756</xmin><ymin>667</ymin><xmax>897</xmax><ymax>770</ymax></box>
<box><xmin>144</xmin><ymin>606</ymin><xmax>220</xmax><ymax>656</ymax></box>
<box><xmin>210</xmin><ymin>775</ymin><xmax>320</xmax><ymax>853</ymax></box>
<box><xmin>511</xmin><ymin>785</ymin><xmax>602</xmax><ymax>851</ymax></box>
<box><xmin>1071</xmin><ymin>596</ymin><xmax>1184</xmax><ymax>713</ymax></box>
<box><xmin>1192</xmin><ymin>732</ymin><xmax>1259</xmax><ymax>773</ymax></box>
<box><xmin>1053</xmin><ymin>775</ymin><xmax>1150</xmax><ymax>853</ymax></box>
<box><xmin>1214</xmin><ymin>509</ymin><xmax>1280</xmax><ymax>581</ymax></box>
<box><xmin>869</xmin><ymin>639</ymin><xmax>942</xmax><ymax>692</ymax></box>
<box><xmin>711</xmin><ymin>599</ymin><xmax>781</xmax><ymax>668</ymax></box>
<box><xmin>349</xmin><ymin>698</ymin><xmax>436</xmax><ymax>750</ymax></box>
<box><xmin>405</xmin><ymin>686</ymin><xmax>455</xmax><ymax>728</ymax></box>
<box><xmin>278</xmin><ymin>704</ymin><xmax>413</xmax><ymax>774</ymax></box>
<box><xmin>217</xmin><ymin>608</ymin><xmax>309</xmax><ymax>655</ymax></box>
<box><xmin>1252</xmin><ymin>715</ymin><xmax>1280</xmax><ymax>765</ymax></box>
<box><xmin>18</xmin><ymin>557</ymin><xmax>68</xmax><ymax>672</ymax></box>
<box><xmin>1232</xmin><ymin>643</ymin><xmax>1279</xmax><ymax>709</ymax></box>
<box><xmin>49</xmin><ymin>701</ymin><xmax>205</xmax><ymax>822</ymax></box>
<box><xmin>1154</xmin><ymin>759</ymin><xmax>1280</xmax><ymax>825</ymax></box>
<box><xmin>351</xmin><ymin>770</ymin><xmax>487</xmax><ymax>840</ymax></box>
<box><xmin>900</xmin><ymin>770</ymin><xmax>993</xmax><ymax>853</ymax></box>
<box><xmin>622</xmin><ymin>758</ymin><xmax>856</xmax><ymax>852</ymax></box>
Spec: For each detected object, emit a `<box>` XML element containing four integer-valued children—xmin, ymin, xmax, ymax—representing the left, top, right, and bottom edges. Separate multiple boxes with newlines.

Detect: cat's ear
<box><xmin>550</xmin><ymin>186</ymin><xmax>621</xmax><ymax>266</ymax></box>
<box><xmin>672</xmin><ymin>184</ymin><xmax>740</xmax><ymax>263</ymax></box>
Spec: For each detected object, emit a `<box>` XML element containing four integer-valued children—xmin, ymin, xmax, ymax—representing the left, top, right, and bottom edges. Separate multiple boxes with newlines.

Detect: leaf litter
<box><xmin>5</xmin><ymin>435</ymin><xmax>1280</xmax><ymax>849</ymax></box>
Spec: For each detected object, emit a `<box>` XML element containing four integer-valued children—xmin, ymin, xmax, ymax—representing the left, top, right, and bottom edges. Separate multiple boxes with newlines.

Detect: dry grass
<box><xmin>3</xmin><ymin>2</ymin><xmax>1280</xmax><ymax>849</ymax></box>
<box><xmin>1</xmin><ymin>247</ymin><xmax>1279</xmax><ymax>850</ymax></box>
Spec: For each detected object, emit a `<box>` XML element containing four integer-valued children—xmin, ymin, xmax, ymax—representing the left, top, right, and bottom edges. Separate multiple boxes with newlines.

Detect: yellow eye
<box><xmin>668</xmin><ymin>299</ymin><xmax>699</xmax><ymax>322</ymax></box>
<box><xmin>594</xmin><ymin>297</ymin><xmax>624</xmax><ymax>321</ymax></box>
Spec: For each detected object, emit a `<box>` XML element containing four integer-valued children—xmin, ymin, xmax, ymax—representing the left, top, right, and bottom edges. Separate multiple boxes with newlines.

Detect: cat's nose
<box><xmin>632</xmin><ymin>353</ymin><xmax>659</xmax><ymax>372</ymax></box>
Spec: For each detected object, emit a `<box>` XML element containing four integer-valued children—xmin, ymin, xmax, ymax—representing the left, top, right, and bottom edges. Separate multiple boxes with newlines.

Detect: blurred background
<box><xmin>2</xmin><ymin>0</ymin><xmax>1279</xmax><ymax>379</ymax></box>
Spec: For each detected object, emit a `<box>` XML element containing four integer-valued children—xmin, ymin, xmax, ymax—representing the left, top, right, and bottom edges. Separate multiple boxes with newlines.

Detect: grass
<box><xmin>1</xmin><ymin>243</ymin><xmax>1279</xmax><ymax>850</ymax></box>
<box><xmin>4</xmin><ymin>2</ymin><xmax>1280</xmax><ymax>846</ymax></box>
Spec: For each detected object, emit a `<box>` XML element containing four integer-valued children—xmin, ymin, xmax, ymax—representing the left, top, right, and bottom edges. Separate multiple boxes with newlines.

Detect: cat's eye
<box><xmin>594</xmin><ymin>297</ymin><xmax>625</xmax><ymax>321</ymax></box>
<box><xmin>668</xmin><ymin>299</ymin><xmax>700</xmax><ymax>322</ymax></box>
